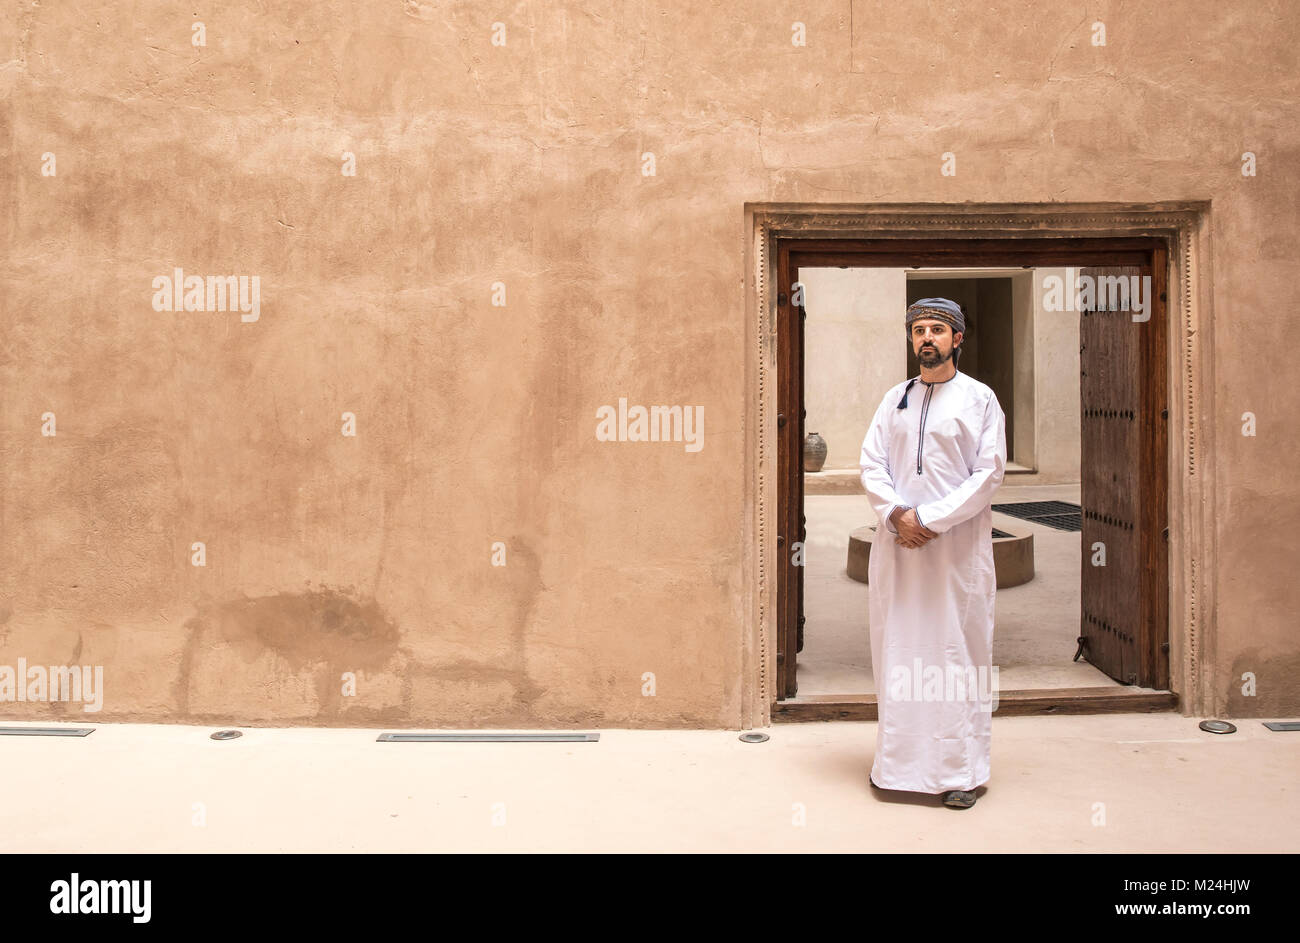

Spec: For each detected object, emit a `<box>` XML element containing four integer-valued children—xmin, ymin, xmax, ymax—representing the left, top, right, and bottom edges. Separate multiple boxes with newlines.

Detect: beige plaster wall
<box><xmin>2</xmin><ymin>2</ymin><xmax>1297</xmax><ymax>724</ymax></box>
<box><xmin>803</xmin><ymin>268</ymin><xmax>905</xmax><ymax>469</ymax></box>
<box><xmin>1012</xmin><ymin>272</ymin><xmax>1037</xmax><ymax>470</ymax></box>
<box><xmin>1027</xmin><ymin>267</ymin><xmax>1083</xmax><ymax>484</ymax></box>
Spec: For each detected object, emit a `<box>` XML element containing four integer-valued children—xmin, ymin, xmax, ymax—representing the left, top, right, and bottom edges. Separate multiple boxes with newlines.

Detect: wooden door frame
<box><xmin>741</xmin><ymin>203</ymin><xmax>1215</xmax><ymax>728</ymax></box>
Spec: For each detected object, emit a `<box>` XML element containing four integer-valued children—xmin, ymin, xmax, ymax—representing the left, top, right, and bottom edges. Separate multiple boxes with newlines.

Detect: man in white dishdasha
<box><xmin>859</xmin><ymin>297</ymin><xmax>1007</xmax><ymax>809</ymax></box>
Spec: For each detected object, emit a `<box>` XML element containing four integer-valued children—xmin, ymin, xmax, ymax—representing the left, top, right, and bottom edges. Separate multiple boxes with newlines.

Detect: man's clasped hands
<box><xmin>889</xmin><ymin>506</ymin><xmax>939</xmax><ymax>549</ymax></box>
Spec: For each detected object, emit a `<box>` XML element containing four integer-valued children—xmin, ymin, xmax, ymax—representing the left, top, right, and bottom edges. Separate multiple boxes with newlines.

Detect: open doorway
<box><xmin>773</xmin><ymin>238</ymin><xmax>1172</xmax><ymax>717</ymax></box>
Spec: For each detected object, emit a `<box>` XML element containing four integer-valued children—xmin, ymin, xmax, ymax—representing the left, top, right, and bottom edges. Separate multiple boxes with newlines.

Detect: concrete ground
<box><xmin>801</xmin><ymin>480</ymin><xmax>1141</xmax><ymax>695</ymax></box>
<box><xmin>1</xmin><ymin>713</ymin><xmax>1295</xmax><ymax>852</ymax></box>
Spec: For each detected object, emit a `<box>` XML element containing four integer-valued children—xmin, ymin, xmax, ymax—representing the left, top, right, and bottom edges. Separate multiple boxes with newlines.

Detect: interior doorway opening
<box><xmin>773</xmin><ymin>238</ymin><xmax>1174</xmax><ymax>719</ymax></box>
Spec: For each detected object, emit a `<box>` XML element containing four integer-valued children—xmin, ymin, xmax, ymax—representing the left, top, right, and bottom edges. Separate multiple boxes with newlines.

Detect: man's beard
<box><xmin>918</xmin><ymin>344</ymin><xmax>953</xmax><ymax>366</ymax></box>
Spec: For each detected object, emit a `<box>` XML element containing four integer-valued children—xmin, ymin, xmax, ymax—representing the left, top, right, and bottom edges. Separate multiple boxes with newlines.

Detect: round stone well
<box><xmin>847</xmin><ymin>520</ymin><xmax>1034</xmax><ymax>588</ymax></box>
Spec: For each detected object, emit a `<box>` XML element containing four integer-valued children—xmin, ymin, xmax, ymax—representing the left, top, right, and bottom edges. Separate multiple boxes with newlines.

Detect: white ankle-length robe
<box><xmin>859</xmin><ymin>370</ymin><xmax>1006</xmax><ymax>794</ymax></box>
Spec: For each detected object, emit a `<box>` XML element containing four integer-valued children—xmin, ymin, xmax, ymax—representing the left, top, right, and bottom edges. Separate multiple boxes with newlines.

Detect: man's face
<box><xmin>911</xmin><ymin>318</ymin><xmax>961</xmax><ymax>367</ymax></box>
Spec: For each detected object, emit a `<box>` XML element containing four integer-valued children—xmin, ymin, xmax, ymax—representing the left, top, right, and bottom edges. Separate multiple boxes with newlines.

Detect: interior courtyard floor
<box><xmin>798</xmin><ymin>480</ymin><xmax>1150</xmax><ymax>696</ymax></box>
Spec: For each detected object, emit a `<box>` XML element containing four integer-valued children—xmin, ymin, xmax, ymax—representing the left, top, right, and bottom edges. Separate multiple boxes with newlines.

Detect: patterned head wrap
<box><xmin>905</xmin><ymin>297</ymin><xmax>965</xmax><ymax>335</ymax></box>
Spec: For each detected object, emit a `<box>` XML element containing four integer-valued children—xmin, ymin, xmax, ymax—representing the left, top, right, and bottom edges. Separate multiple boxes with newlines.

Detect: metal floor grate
<box><xmin>377</xmin><ymin>732</ymin><xmax>599</xmax><ymax>742</ymax></box>
<box><xmin>0</xmin><ymin>726</ymin><xmax>95</xmax><ymax>737</ymax></box>
<box><xmin>992</xmin><ymin>501</ymin><xmax>1082</xmax><ymax>532</ymax></box>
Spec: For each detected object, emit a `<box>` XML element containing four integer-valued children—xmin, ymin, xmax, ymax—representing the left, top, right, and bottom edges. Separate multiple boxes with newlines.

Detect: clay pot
<box><xmin>803</xmin><ymin>432</ymin><xmax>827</xmax><ymax>472</ymax></box>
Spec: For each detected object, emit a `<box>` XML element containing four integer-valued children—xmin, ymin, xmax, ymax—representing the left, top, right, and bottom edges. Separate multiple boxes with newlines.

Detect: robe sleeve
<box><xmin>914</xmin><ymin>390</ymin><xmax>1006</xmax><ymax>535</ymax></box>
<box><xmin>860</xmin><ymin>393</ymin><xmax>906</xmax><ymax>535</ymax></box>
